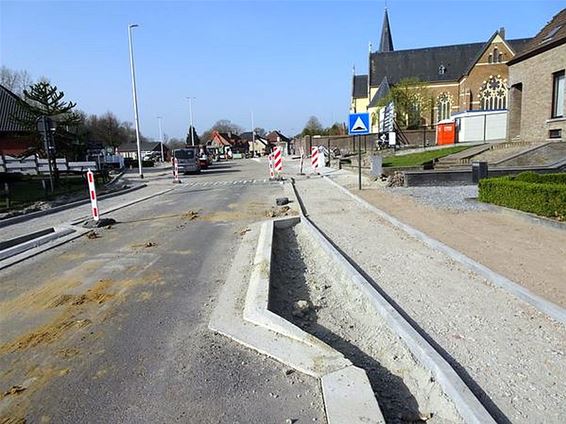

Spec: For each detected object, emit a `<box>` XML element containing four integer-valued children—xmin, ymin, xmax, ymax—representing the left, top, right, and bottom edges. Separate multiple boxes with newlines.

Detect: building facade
<box><xmin>507</xmin><ymin>8</ymin><xmax>566</xmax><ymax>142</ymax></box>
<box><xmin>351</xmin><ymin>9</ymin><xmax>532</xmax><ymax>133</ymax></box>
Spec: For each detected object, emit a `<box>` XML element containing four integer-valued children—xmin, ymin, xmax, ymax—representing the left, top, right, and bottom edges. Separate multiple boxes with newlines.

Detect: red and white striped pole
<box><xmin>86</xmin><ymin>169</ymin><xmax>99</xmax><ymax>222</ymax></box>
<box><xmin>268</xmin><ymin>154</ymin><xmax>275</xmax><ymax>179</ymax></box>
<box><xmin>273</xmin><ymin>146</ymin><xmax>283</xmax><ymax>177</ymax></box>
<box><xmin>311</xmin><ymin>146</ymin><xmax>320</xmax><ymax>173</ymax></box>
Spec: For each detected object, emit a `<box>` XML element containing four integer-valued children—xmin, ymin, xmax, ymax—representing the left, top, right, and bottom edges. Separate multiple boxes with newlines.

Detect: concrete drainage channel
<box><xmin>269</xmin><ymin>217</ymin><xmax>494</xmax><ymax>423</ymax></box>
<box><xmin>211</xmin><ymin>213</ymin><xmax>495</xmax><ymax>423</ymax></box>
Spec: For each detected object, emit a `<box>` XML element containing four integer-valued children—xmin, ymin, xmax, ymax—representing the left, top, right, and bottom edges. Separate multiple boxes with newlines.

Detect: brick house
<box><xmin>0</xmin><ymin>84</ymin><xmax>36</xmax><ymax>156</ymax></box>
<box><xmin>507</xmin><ymin>8</ymin><xmax>566</xmax><ymax>142</ymax></box>
<box><xmin>209</xmin><ymin>131</ymin><xmax>248</xmax><ymax>154</ymax></box>
<box><xmin>351</xmin><ymin>8</ymin><xmax>532</xmax><ymax>133</ymax></box>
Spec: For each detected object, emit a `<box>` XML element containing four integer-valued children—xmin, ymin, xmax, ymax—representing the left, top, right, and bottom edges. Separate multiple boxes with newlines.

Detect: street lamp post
<box><xmin>251</xmin><ymin>110</ymin><xmax>256</xmax><ymax>157</ymax></box>
<box><xmin>157</xmin><ymin>116</ymin><xmax>164</xmax><ymax>161</ymax></box>
<box><xmin>186</xmin><ymin>96</ymin><xmax>195</xmax><ymax>146</ymax></box>
<box><xmin>128</xmin><ymin>23</ymin><xmax>143</xmax><ymax>179</ymax></box>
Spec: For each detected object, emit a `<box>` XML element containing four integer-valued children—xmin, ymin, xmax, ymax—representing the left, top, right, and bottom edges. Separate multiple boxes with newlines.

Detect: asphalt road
<box><xmin>0</xmin><ymin>159</ymin><xmax>326</xmax><ymax>423</ymax></box>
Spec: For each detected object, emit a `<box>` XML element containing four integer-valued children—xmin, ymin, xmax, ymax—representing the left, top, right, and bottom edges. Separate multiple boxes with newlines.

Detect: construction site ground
<box><xmin>326</xmin><ymin>168</ymin><xmax>566</xmax><ymax>308</ymax></box>
<box><xmin>291</xmin><ymin>164</ymin><xmax>565</xmax><ymax>423</ymax></box>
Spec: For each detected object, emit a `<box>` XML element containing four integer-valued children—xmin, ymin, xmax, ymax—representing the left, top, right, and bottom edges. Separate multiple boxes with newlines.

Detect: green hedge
<box><xmin>512</xmin><ymin>171</ymin><xmax>566</xmax><ymax>185</ymax></box>
<box><xmin>479</xmin><ymin>173</ymin><xmax>566</xmax><ymax>220</ymax></box>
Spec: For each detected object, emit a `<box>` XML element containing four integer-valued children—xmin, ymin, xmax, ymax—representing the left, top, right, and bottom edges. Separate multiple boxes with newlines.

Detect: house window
<box><xmin>542</xmin><ymin>25</ymin><xmax>563</xmax><ymax>44</ymax></box>
<box><xmin>552</xmin><ymin>70</ymin><xmax>564</xmax><ymax>118</ymax></box>
<box><xmin>437</xmin><ymin>92</ymin><xmax>452</xmax><ymax>121</ymax></box>
<box><xmin>549</xmin><ymin>129</ymin><xmax>562</xmax><ymax>139</ymax></box>
<box><xmin>479</xmin><ymin>75</ymin><xmax>508</xmax><ymax>110</ymax></box>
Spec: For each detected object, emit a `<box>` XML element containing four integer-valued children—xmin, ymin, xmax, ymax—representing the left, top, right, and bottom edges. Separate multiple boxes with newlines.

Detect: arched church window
<box><xmin>479</xmin><ymin>75</ymin><xmax>508</xmax><ymax>110</ymax></box>
<box><xmin>437</xmin><ymin>92</ymin><xmax>453</xmax><ymax>121</ymax></box>
<box><xmin>488</xmin><ymin>54</ymin><xmax>493</xmax><ymax>64</ymax></box>
<box><xmin>493</xmin><ymin>47</ymin><xmax>499</xmax><ymax>63</ymax></box>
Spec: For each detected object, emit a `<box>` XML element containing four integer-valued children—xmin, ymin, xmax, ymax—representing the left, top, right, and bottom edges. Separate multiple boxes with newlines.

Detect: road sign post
<box><xmin>358</xmin><ymin>136</ymin><xmax>362</xmax><ymax>190</ymax></box>
<box><xmin>348</xmin><ymin>112</ymin><xmax>370</xmax><ymax>191</ymax></box>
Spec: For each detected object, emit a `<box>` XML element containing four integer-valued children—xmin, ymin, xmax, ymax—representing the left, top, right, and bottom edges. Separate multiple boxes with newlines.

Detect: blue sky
<box><xmin>0</xmin><ymin>0</ymin><xmax>563</xmax><ymax>139</ymax></box>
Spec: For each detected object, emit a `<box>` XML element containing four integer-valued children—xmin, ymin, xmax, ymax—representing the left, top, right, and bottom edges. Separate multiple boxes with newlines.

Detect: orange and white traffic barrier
<box><xmin>172</xmin><ymin>157</ymin><xmax>180</xmax><ymax>183</ymax></box>
<box><xmin>86</xmin><ymin>169</ymin><xmax>99</xmax><ymax>222</ymax></box>
<box><xmin>311</xmin><ymin>146</ymin><xmax>320</xmax><ymax>172</ymax></box>
<box><xmin>268</xmin><ymin>154</ymin><xmax>275</xmax><ymax>179</ymax></box>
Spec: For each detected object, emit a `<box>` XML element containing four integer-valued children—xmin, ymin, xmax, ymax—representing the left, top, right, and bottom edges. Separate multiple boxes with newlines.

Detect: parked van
<box><xmin>172</xmin><ymin>148</ymin><xmax>201</xmax><ymax>174</ymax></box>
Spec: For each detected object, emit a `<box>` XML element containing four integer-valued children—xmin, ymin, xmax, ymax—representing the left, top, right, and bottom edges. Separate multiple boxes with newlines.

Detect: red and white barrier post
<box><xmin>172</xmin><ymin>157</ymin><xmax>180</xmax><ymax>183</ymax></box>
<box><xmin>273</xmin><ymin>146</ymin><xmax>283</xmax><ymax>178</ymax></box>
<box><xmin>86</xmin><ymin>169</ymin><xmax>99</xmax><ymax>223</ymax></box>
<box><xmin>268</xmin><ymin>154</ymin><xmax>275</xmax><ymax>179</ymax></box>
<box><xmin>311</xmin><ymin>146</ymin><xmax>320</xmax><ymax>173</ymax></box>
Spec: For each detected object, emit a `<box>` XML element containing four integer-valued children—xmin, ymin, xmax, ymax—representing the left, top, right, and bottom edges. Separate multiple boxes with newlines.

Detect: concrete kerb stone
<box><xmin>0</xmin><ymin>184</ymin><xmax>147</xmax><ymax>229</ymax></box>
<box><xmin>0</xmin><ymin>226</ymin><xmax>75</xmax><ymax>261</ymax></box>
<box><xmin>0</xmin><ymin>226</ymin><xmax>88</xmax><ymax>270</ymax></box>
<box><xmin>243</xmin><ymin>218</ymin><xmax>351</xmax><ymax>350</ymax></box>
<box><xmin>208</xmin><ymin>223</ymin><xmax>350</xmax><ymax>378</ymax></box>
<box><xmin>323</xmin><ymin>176</ymin><xmax>566</xmax><ymax>325</ymax></box>
<box><xmin>322</xmin><ymin>366</ymin><xmax>383</xmax><ymax>424</ymax></box>
<box><xmin>300</xmin><ymin>213</ymin><xmax>496</xmax><ymax>424</ymax></box>
<box><xmin>209</xmin><ymin>220</ymin><xmax>383</xmax><ymax>423</ymax></box>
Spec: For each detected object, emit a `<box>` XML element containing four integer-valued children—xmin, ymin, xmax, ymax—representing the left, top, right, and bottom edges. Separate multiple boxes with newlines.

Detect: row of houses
<box><xmin>208</xmin><ymin>130</ymin><xmax>291</xmax><ymax>156</ymax></box>
<box><xmin>351</xmin><ymin>7</ymin><xmax>565</xmax><ymax>144</ymax></box>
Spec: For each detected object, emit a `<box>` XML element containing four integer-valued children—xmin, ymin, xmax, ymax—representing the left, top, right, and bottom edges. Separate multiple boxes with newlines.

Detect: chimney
<box><xmin>499</xmin><ymin>27</ymin><xmax>505</xmax><ymax>39</ymax></box>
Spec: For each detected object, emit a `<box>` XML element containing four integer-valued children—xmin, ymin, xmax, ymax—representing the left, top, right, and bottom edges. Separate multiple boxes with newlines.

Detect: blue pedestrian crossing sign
<box><xmin>348</xmin><ymin>112</ymin><xmax>370</xmax><ymax>135</ymax></box>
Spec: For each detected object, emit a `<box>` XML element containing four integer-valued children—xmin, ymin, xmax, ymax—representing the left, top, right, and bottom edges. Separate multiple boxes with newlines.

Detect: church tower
<box><xmin>379</xmin><ymin>8</ymin><xmax>394</xmax><ymax>52</ymax></box>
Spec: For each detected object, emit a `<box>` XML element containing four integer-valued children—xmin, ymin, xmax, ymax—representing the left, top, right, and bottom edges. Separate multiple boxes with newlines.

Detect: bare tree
<box><xmin>0</xmin><ymin>66</ymin><xmax>33</xmax><ymax>95</ymax></box>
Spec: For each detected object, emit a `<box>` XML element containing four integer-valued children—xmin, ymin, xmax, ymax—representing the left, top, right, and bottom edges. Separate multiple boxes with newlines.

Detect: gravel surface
<box><xmin>295</xmin><ymin>176</ymin><xmax>566</xmax><ymax>424</ymax></box>
<box><xmin>270</xmin><ymin>223</ymin><xmax>462</xmax><ymax>424</ymax></box>
<box><xmin>388</xmin><ymin>186</ymin><xmax>492</xmax><ymax>212</ymax></box>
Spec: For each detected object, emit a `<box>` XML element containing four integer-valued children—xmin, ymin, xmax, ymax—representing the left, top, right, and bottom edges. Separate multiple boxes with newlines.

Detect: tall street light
<box><xmin>157</xmin><ymin>116</ymin><xmax>164</xmax><ymax>161</ymax></box>
<box><xmin>128</xmin><ymin>23</ymin><xmax>143</xmax><ymax>179</ymax></box>
<box><xmin>186</xmin><ymin>96</ymin><xmax>196</xmax><ymax>146</ymax></box>
<box><xmin>251</xmin><ymin>110</ymin><xmax>256</xmax><ymax>157</ymax></box>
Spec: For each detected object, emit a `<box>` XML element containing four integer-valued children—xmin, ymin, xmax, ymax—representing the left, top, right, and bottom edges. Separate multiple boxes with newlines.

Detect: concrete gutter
<box><xmin>210</xmin><ymin>220</ymin><xmax>384</xmax><ymax>423</ymax></box>
<box><xmin>0</xmin><ymin>184</ymin><xmax>146</xmax><ymax>229</ymax></box>
<box><xmin>323</xmin><ymin>176</ymin><xmax>566</xmax><ymax>325</ymax></box>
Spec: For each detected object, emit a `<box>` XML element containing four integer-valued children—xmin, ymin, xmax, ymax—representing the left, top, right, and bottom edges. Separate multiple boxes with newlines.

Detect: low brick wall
<box><xmin>404</xmin><ymin>165</ymin><xmax>566</xmax><ymax>187</ymax></box>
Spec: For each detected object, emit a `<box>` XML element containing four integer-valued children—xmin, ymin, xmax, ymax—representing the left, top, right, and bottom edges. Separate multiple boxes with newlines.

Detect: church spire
<box><xmin>379</xmin><ymin>8</ymin><xmax>394</xmax><ymax>53</ymax></box>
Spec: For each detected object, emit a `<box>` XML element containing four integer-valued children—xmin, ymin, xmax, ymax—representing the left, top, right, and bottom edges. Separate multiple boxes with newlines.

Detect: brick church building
<box><xmin>351</xmin><ymin>9</ymin><xmax>531</xmax><ymax>133</ymax></box>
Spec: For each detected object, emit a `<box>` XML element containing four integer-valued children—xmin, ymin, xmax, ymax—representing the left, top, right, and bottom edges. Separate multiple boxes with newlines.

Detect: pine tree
<box><xmin>17</xmin><ymin>81</ymin><xmax>83</xmax><ymax>156</ymax></box>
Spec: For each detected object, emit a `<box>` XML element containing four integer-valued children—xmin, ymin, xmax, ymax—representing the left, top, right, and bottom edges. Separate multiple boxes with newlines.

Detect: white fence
<box><xmin>0</xmin><ymin>155</ymin><xmax>98</xmax><ymax>175</ymax></box>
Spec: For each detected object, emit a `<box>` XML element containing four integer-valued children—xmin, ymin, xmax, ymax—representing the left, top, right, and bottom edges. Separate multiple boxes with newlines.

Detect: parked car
<box><xmin>172</xmin><ymin>148</ymin><xmax>200</xmax><ymax>174</ymax></box>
